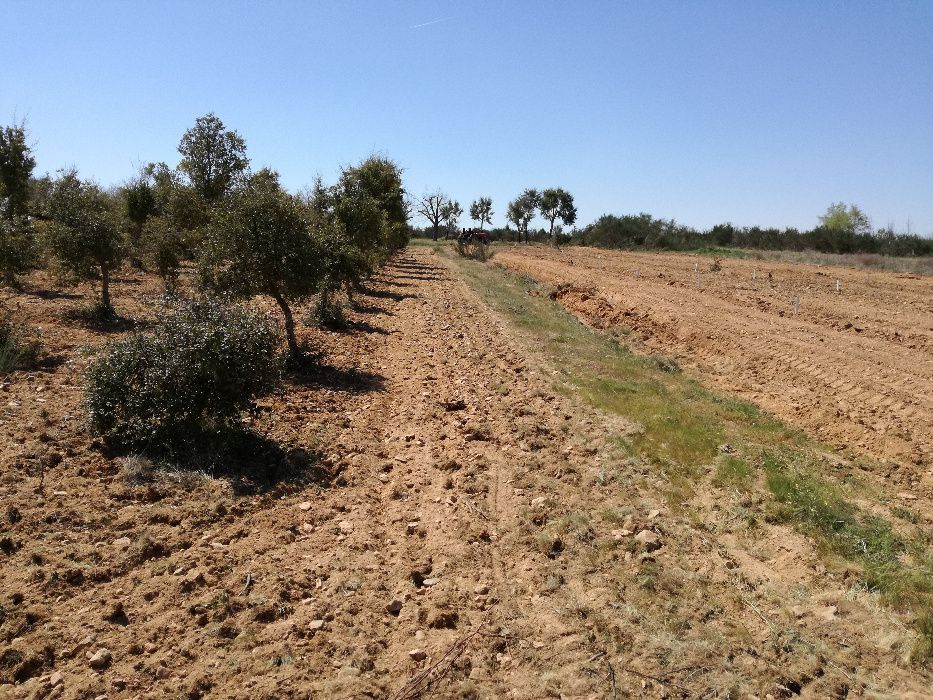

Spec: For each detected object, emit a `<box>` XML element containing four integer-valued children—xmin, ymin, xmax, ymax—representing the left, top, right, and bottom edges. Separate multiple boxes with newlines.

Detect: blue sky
<box><xmin>3</xmin><ymin>1</ymin><xmax>932</xmax><ymax>234</ymax></box>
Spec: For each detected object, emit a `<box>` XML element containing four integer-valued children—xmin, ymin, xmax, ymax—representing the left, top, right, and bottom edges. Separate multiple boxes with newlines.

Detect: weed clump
<box><xmin>456</xmin><ymin>239</ymin><xmax>492</xmax><ymax>261</ymax></box>
<box><xmin>85</xmin><ymin>297</ymin><xmax>282</xmax><ymax>455</ymax></box>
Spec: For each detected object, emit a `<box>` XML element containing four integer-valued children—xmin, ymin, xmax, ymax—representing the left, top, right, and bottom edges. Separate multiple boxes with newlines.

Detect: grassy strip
<box><xmin>433</xmin><ymin>243</ymin><xmax>933</xmax><ymax>662</ymax></box>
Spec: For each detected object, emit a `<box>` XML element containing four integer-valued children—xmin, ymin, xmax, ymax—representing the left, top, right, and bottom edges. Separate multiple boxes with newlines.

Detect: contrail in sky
<box><xmin>409</xmin><ymin>17</ymin><xmax>451</xmax><ymax>29</ymax></box>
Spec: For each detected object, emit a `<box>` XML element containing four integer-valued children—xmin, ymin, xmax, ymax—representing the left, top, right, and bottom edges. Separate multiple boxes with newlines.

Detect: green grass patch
<box><xmin>714</xmin><ymin>456</ymin><xmax>755</xmax><ymax>489</ymax></box>
<box><xmin>438</xmin><ymin>246</ymin><xmax>933</xmax><ymax>663</ymax></box>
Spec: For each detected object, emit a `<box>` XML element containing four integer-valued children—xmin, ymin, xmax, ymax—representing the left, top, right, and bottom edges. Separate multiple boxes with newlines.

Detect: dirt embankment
<box><xmin>1</xmin><ymin>252</ymin><xmax>931</xmax><ymax>698</ymax></box>
<box><xmin>494</xmin><ymin>245</ymin><xmax>933</xmax><ymax>475</ymax></box>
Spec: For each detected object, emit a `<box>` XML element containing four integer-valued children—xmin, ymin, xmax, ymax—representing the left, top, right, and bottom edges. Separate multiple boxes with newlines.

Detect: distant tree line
<box><xmin>411</xmin><ymin>187</ymin><xmax>930</xmax><ymax>257</ymax></box>
<box><xmin>574</xmin><ymin>206</ymin><xmax>932</xmax><ymax>257</ymax></box>
<box><xmin>414</xmin><ymin>187</ymin><xmax>577</xmax><ymax>243</ymax></box>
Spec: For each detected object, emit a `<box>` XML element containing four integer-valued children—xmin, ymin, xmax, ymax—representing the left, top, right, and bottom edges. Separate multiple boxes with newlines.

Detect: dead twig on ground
<box><xmin>391</xmin><ymin>615</ymin><xmax>490</xmax><ymax>700</ymax></box>
<box><xmin>615</xmin><ymin>663</ymin><xmax>693</xmax><ymax>696</ymax></box>
<box><xmin>607</xmin><ymin>660</ymin><xmax>619</xmax><ymax>699</ymax></box>
<box><xmin>463</xmin><ymin>499</ymin><xmax>490</xmax><ymax>521</ymax></box>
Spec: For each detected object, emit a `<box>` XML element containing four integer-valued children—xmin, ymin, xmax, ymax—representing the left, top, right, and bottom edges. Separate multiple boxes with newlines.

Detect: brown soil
<box><xmin>1</xmin><ymin>251</ymin><xmax>931</xmax><ymax>698</ymax></box>
<box><xmin>494</xmin><ymin>245</ymin><xmax>933</xmax><ymax>474</ymax></box>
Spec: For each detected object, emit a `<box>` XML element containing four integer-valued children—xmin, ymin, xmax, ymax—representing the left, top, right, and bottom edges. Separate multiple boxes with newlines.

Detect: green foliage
<box><xmin>0</xmin><ymin>216</ymin><xmax>37</xmax><ymax>286</ymax></box>
<box><xmin>538</xmin><ymin>188</ymin><xmax>577</xmax><ymax>239</ymax></box>
<box><xmin>0</xmin><ymin>307</ymin><xmax>39</xmax><ymax>373</ymax></box>
<box><xmin>309</xmin><ymin>218</ymin><xmax>365</xmax><ymax>327</ymax></box>
<box><xmin>120</xmin><ymin>171</ymin><xmax>159</xmax><ymax>260</ymax></box>
<box><xmin>177</xmin><ymin>113</ymin><xmax>249</xmax><ymax>203</ymax></box>
<box><xmin>306</xmin><ymin>158</ymin><xmax>409</xmax><ymax>328</ymax></box>
<box><xmin>574</xmin><ymin>209</ymin><xmax>932</xmax><ymax>257</ymax></box>
<box><xmin>441</xmin><ymin>199</ymin><xmax>462</xmax><ymax>237</ymax></box>
<box><xmin>819</xmin><ymin>202</ymin><xmax>872</xmax><ymax>235</ymax></box>
<box><xmin>336</xmin><ymin>156</ymin><xmax>409</xmax><ymax>258</ymax></box>
<box><xmin>0</xmin><ymin>122</ymin><xmax>36</xmax><ymax>220</ymax></box>
<box><xmin>200</xmin><ymin>169</ymin><xmax>316</xmax><ymax>357</ymax></box>
<box><xmin>469</xmin><ymin>197</ymin><xmax>493</xmax><ymax>231</ymax></box>
<box><xmin>141</xmin><ymin>216</ymin><xmax>185</xmax><ymax>291</ymax></box>
<box><xmin>85</xmin><ymin>297</ymin><xmax>281</xmax><ymax>454</ymax></box>
<box><xmin>506</xmin><ymin>189</ymin><xmax>539</xmax><ymax>242</ymax></box>
<box><xmin>43</xmin><ymin>170</ymin><xmax>125</xmax><ymax>310</ymax></box>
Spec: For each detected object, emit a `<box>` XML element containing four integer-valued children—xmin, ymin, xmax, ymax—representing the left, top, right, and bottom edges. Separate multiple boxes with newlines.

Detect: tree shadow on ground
<box><xmin>360</xmin><ymin>286</ymin><xmax>418</xmax><ymax>303</ymax></box>
<box><xmin>110</xmin><ymin>429</ymin><xmax>339</xmax><ymax>497</ymax></box>
<box><xmin>286</xmin><ymin>357</ymin><xmax>386</xmax><ymax>394</ymax></box>
<box><xmin>349</xmin><ymin>301</ymin><xmax>393</xmax><ymax>316</ymax></box>
<box><xmin>208</xmin><ymin>431</ymin><xmax>336</xmax><ymax>496</ymax></box>
<box><xmin>34</xmin><ymin>354</ymin><xmax>68</xmax><ymax>372</ymax></box>
<box><xmin>395</xmin><ymin>273</ymin><xmax>446</xmax><ymax>282</ymax></box>
<box><xmin>345</xmin><ymin>319</ymin><xmax>390</xmax><ymax>335</ymax></box>
<box><xmin>22</xmin><ymin>287</ymin><xmax>82</xmax><ymax>301</ymax></box>
<box><xmin>59</xmin><ymin>305</ymin><xmax>153</xmax><ymax>334</ymax></box>
<box><xmin>378</xmin><ymin>279</ymin><xmax>414</xmax><ymax>288</ymax></box>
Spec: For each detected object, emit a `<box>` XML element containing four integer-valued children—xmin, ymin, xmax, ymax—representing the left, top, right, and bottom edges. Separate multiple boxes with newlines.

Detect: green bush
<box><xmin>85</xmin><ymin>297</ymin><xmax>282</xmax><ymax>454</ymax></box>
<box><xmin>0</xmin><ymin>308</ymin><xmax>39</xmax><ymax>373</ymax></box>
<box><xmin>0</xmin><ymin>216</ymin><xmax>37</xmax><ymax>287</ymax></box>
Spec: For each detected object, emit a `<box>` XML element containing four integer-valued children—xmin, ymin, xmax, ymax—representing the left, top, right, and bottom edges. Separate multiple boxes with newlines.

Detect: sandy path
<box><xmin>493</xmin><ymin>246</ymin><xmax>933</xmax><ymax>474</ymax></box>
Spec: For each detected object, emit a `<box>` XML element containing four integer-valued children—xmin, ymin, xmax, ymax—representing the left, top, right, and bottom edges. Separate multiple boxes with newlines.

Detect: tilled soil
<box><xmin>493</xmin><ymin>245</ymin><xmax>933</xmax><ymax>473</ymax></box>
<box><xmin>2</xmin><ymin>250</ymin><xmax>931</xmax><ymax>698</ymax></box>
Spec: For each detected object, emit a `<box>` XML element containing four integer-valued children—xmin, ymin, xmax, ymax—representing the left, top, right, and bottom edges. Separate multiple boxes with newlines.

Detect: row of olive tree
<box><xmin>0</xmin><ymin>116</ymin><xmax>409</xmax><ymax>359</ymax></box>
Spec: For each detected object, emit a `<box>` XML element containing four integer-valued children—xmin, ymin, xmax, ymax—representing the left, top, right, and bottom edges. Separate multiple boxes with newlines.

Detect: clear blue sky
<box><xmin>3</xmin><ymin>1</ymin><xmax>932</xmax><ymax>234</ymax></box>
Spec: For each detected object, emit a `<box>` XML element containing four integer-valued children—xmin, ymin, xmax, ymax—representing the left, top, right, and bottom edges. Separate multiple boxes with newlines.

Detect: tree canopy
<box><xmin>507</xmin><ymin>189</ymin><xmax>539</xmax><ymax>242</ymax></box>
<box><xmin>819</xmin><ymin>202</ymin><xmax>872</xmax><ymax>235</ymax></box>
<box><xmin>469</xmin><ymin>197</ymin><xmax>493</xmax><ymax>230</ymax></box>
<box><xmin>0</xmin><ymin>122</ymin><xmax>36</xmax><ymax>220</ymax></box>
<box><xmin>178</xmin><ymin>113</ymin><xmax>249</xmax><ymax>203</ymax></box>
<box><xmin>539</xmin><ymin>188</ymin><xmax>577</xmax><ymax>239</ymax></box>
<box><xmin>200</xmin><ymin>169</ymin><xmax>317</xmax><ymax>358</ymax></box>
<box><xmin>44</xmin><ymin>170</ymin><xmax>125</xmax><ymax>311</ymax></box>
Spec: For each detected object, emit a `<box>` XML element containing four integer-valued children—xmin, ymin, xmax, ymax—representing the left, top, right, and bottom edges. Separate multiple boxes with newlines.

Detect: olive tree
<box><xmin>121</xmin><ymin>170</ymin><xmax>159</xmax><ymax>264</ymax></box>
<box><xmin>506</xmin><ymin>189</ymin><xmax>539</xmax><ymax>242</ymax></box>
<box><xmin>469</xmin><ymin>197</ymin><xmax>493</xmax><ymax>231</ymax></box>
<box><xmin>178</xmin><ymin>113</ymin><xmax>249</xmax><ymax>203</ymax></box>
<box><xmin>200</xmin><ymin>169</ymin><xmax>317</xmax><ymax>360</ymax></box>
<box><xmin>0</xmin><ymin>122</ymin><xmax>36</xmax><ymax>220</ymax></box>
<box><xmin>45</xmin><ymin>170</ymin><xmax>125</xmax><ymax>312</ymax></box>
<box><xmin>538</xmin><ymin>188</ymin><xmax>577</xmax><ymax>240</ymax></box>
<box><xmin>340</xmin><ymin>156</ymin><xmax>409</xmax><ymax>255</ymax></box>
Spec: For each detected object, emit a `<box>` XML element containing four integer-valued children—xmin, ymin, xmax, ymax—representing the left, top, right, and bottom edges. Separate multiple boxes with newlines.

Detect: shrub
<box><xmin>0</xmin><ymin>307</ymin><xmax>39</xmax><ymax>373</ymax></box>
<box><xmin>141</xmin><ymin>216</ymin><xmax>185</xmax><ymax>291</ymax></box>
<box><xmin>0</xmin><ymin>216</ymin><xmax>37</xmax><ymax>287</ymax></box>
<box><xmin>456</xmin><ymin>240</ymin><xmax>492</xmax><ymax>261</ymax></box>
<box><xmin>85</xmin><ymin>297</ymin><xmax>282</xmax><ymax>454</ymax></box>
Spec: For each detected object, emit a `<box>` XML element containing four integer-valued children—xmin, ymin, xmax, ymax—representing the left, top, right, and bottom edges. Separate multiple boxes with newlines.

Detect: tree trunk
<box><xmin>273</xmin><ymin>294</ymin><xmax>301</xmax><ymax>359</ymax></box>
<box><xmin>100</xmin><ymin>264</ymin><xmax>111</xmax><ymax>311</ymax></box>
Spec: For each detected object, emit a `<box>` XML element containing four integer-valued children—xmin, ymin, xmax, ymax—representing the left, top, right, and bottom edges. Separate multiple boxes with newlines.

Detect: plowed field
<box><xmin>2</xmin><ymin>249</ymin><xmax>932</xmax><ymax>698</ymax></box>
<box><xmin>494</xmin><ymin>246</ymin><xmax>933</xmax><ymax>473</ymax></box>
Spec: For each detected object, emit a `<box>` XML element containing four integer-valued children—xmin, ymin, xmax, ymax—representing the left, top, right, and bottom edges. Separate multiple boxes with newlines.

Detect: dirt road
<box><xmin>2</xmin><ymin>250</ymin><xmax>931</xmax><ymax>698</ymax></box>
<box><xmin>493</xmin><ymin>245</ymin><xmax>933</xmax><ymax>471</ymax></box>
